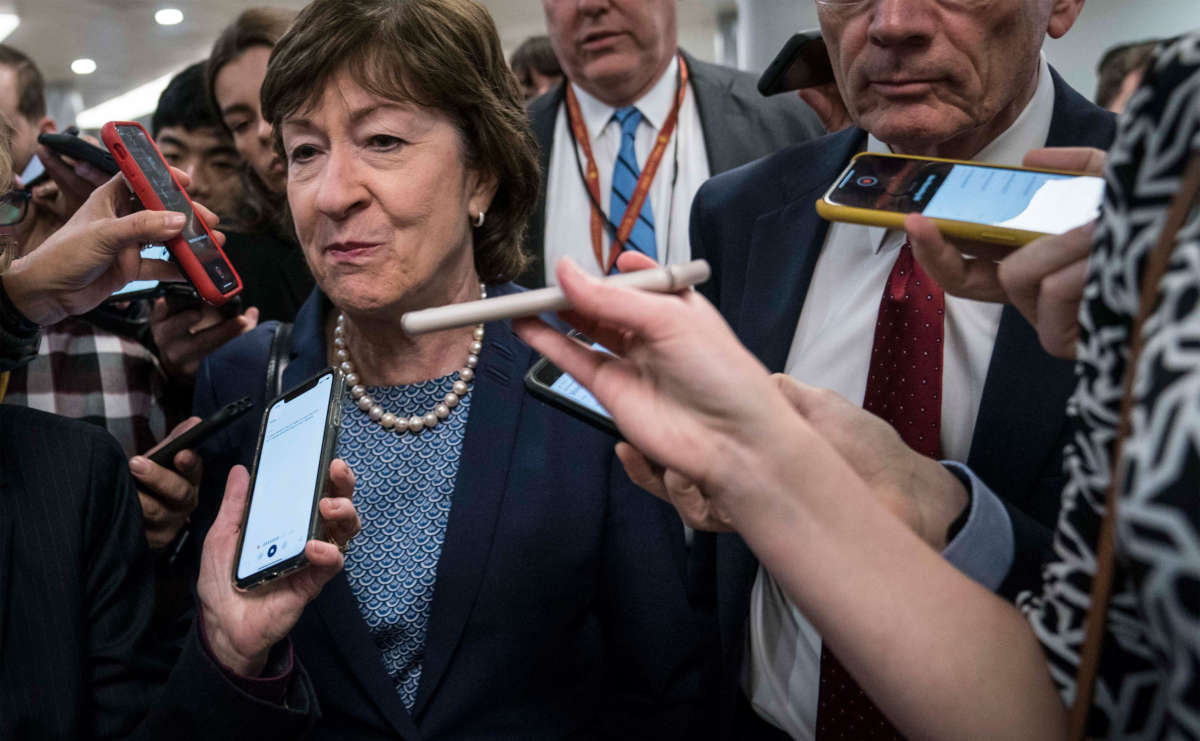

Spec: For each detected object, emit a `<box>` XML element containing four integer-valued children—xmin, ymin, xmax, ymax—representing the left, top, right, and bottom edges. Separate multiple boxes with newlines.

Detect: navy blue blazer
<box><xmin>688</xmin><ymin>68</ymin><xmax>1116</xmax><ymax>738</ymax></box>
<box><xmin>191</xmin><ymin>288</ymin><xmax>715</xmax><ymax>739</ymax></box>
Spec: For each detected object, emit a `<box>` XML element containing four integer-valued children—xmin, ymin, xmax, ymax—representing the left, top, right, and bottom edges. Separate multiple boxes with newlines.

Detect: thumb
<box><xmin>94</xmin><ymin>210</ymin><xmax>186</xmax><ymax>252</ymax></box>
<box><xmin>213</xmin><ymin>465</ymin><xmax>250</xmax><ymax>537</ymax></box>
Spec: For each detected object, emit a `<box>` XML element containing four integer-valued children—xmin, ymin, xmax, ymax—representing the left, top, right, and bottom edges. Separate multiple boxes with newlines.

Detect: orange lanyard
<box><xmin>564</xmin><ymin>55</ymin><xmax>689</xmax><ymax>274</ymax></box>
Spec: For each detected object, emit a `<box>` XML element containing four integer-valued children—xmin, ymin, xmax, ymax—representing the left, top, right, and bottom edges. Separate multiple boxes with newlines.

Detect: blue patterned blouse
<box><xmin>336</xmin><ymin>373</ymin><xmax>471</xmax><ymax>711</ymax></box>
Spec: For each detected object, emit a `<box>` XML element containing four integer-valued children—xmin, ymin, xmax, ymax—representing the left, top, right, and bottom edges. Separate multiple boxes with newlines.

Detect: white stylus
<box><xmin>400</xmin><ymin>259</ymin><xmax>711</xmax><ymax>335</ymax></box>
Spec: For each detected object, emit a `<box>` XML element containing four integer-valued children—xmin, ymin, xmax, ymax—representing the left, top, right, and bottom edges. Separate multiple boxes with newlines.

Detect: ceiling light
<box><xmin>76</xmin><ymin>72</ymin><xmax>176</xmax><ymax>129</ymax></box>
<box><xmin>0</xmin><ymin>14</ymin><xmax>18</xmax><ymax>43</ymax></box>
<box><xmin>70</xmin><ymin>58</ymin><xmax>97</xmax><ymax>75</ymax></box>
<box><xmin>155</xmin><ymin>8</ymin><xmax>183</xmax><ymax>25</ymax></box>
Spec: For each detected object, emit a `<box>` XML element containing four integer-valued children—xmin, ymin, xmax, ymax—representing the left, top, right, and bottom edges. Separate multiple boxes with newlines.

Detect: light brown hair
<box><xmin>260</xmin><ymin>0</ymin><xmax>538</xmax><ymax>283</ymax></box>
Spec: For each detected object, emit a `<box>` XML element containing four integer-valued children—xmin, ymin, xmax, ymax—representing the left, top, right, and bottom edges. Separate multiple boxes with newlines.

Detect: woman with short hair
<box><xmin>189</xmin><ymin>1</ymin><xmax>712</xmax><ymax>738</ymax></box>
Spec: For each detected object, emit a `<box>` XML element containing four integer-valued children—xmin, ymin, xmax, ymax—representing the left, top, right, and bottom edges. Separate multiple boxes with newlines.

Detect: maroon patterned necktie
<box><xmin>814</xmin><ymin>242</ymin><xmax>944</xmax><ymax>739</ymax></box>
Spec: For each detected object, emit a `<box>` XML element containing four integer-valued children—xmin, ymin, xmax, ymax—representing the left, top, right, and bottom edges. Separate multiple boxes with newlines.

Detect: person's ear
<box><xmin>467</xmin><ymin>167</ymin><xmax>499</xmax><ymax>219</ymax></box>
<box><xmin>37</xmin><ymin>117</ymin><xmax>56</xmax><ymax>135</ymax></box>
<box><xmin>1046</xmin><ymin>0</ymin><xmax>1085</xmax><ymax>39</ymax></box>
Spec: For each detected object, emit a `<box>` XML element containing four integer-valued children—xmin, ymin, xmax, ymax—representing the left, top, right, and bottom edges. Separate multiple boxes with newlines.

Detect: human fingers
<box><xmin>1032</xmin><ymin>257</ymin><xmax>1088</xmax><ymax>359</ymax></box>
<box><xmin>319</xmin><ymin>498</ymin><xmax>361</xmax><ymax>551</ymax></box>
<box><xmin>206</xmin><ymin>466</ymin><xmax>250</xmax><ymax>562</ymax></box>
<box><xmin>513</xmin><ymin>314</ymin><xmax>616</xmax><ymax>394</ymax></box>
<box><xmin>1022</xmin><ymin>146</ymin><xmax>1107</xmax><ymax>175</ymax></box>
<box><xmin>91</xmin><ymin>209</ymin><xmax>187</xmax><ymax>256</ymax></box>
<box><xmin>614</xmin><ymin>250</ymin><xmax>660</xmax><ymax>273</ymax></box>
<box><xmin>662</xmin><ymin>469</ymin><xmax>733</xmax><ymax>532</ymax></box>
<box><xmin>906</xmin><ymin>213</ymin><xmax>1007</xmax><ymax>303</ymax></box>
<box><xmin>616</xmin><ymin>442</ymin><xmax>669</xmax><ymax>500</ymax></box>
<box><xmin>128</xmin><ymin>454</ymin><xmax>198</xmax><ymax>513</ymax></box>
<box><xmin>996</xmin><ymin>223</ymin><xmax>1094</xmax><ymax>328</ymax></box>
<box><xmin>554</xmin><ymin>256</ymin><xmax>685</xmax><ymax>342</ymax></box>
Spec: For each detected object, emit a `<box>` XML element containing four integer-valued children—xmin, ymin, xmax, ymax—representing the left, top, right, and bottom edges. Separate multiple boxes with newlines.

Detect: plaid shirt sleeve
<box><xmin>2</xmin><ymin>316</ymin><xmax>169</xmax><ymax>457</ymax></box>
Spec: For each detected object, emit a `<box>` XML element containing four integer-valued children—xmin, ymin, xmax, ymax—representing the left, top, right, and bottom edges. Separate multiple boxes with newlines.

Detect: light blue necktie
<box><xmin>608</xmin><ymin>106</ymin><xmax>657</xmax><ymax>266</ymax></box>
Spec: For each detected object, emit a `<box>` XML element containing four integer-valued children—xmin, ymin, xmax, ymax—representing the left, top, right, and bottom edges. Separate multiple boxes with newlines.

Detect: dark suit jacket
<box><xmin>688</xmin><ymin>68</ymin><xmax>1116</xmax><ymax>739</ymax></box>
<box><xmin>0</xmin><ymin>405</ymin><xmax>317</xmax><ymax>740</ymax></box>
<box><xmin>517</xmin><ymin>50</ymin><xmax>824</xmax><ymax>288</ymax></box>
<box><xmin>191</xmin><ymin>287</ymin><xmax>714</xmax><ymax>739</ymax></box>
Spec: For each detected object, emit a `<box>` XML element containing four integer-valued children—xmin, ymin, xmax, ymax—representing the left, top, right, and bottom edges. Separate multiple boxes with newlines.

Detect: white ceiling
<box><xmin>4</xmin><ymin>0</ymin><xmax>729</xmax><ymax>117</ymax></box>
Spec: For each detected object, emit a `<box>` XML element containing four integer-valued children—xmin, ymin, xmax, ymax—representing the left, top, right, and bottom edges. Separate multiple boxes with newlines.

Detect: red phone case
<box><xmin>101</xmin><ymin>121</ymin><xmax>242</xmax><ymax>305</ymax></box>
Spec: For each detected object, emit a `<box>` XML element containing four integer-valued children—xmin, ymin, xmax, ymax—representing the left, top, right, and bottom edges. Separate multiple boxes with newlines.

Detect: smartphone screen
<box><xmin>114</xmin><ymin>124</ymin><xmax>239</xmax><ymax>295</ymax></box>
<box><xmin>237</xmin><ymin>372</ymin><xmax>336</xmax><ymax>583</ymax></box>
<box><xmin>111</xmin><ymin>244</ymin><xmax>171</xmax><ymax>297</ymax></box>
<box><xmin>547</xmin><ymin>367</ymin><xmax>612</xmax><ymax>421</ymax></box>
<box><xmin>826</xmin><ymin>154</ymin><xmax>1105</xmax><ymax>235</ymax></box>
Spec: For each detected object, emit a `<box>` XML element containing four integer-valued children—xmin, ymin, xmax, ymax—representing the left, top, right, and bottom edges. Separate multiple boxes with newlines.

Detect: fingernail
<box><xmin>164</xmin><ymin>212</ymin><xmax>186</xmax><ymax>228</ymax></box>
<box><xmin>129</xmin><ymin>456</ymin><xmax>150</xmax><ymax>474</ymax></box>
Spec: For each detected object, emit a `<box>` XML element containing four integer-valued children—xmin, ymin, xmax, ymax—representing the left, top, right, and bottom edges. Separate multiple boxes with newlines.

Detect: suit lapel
<box><xmin>312</xmin><ymin>574</ymin><xmax>423</xmax><ymax>737</ymax></box>
<box><xmin>410</xmin><ymin>320</ymin><xmax>527</xmax><ymax>719</ymax></box>
<box><xmin>736</xmin><ymin>129</ymin><xmax>864</xmax><ymax>371</ymax></box>
<box><xmin>684</xmin><ymin>51</ymin><xmax>737</xmax><ymax>175</ymax></box>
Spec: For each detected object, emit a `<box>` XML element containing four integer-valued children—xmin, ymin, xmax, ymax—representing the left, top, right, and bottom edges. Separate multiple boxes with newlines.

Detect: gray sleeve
<box><xmin>939</xmin><ymin>461</ymin><xmax>1015</xmax><ymax>592</ymax></box>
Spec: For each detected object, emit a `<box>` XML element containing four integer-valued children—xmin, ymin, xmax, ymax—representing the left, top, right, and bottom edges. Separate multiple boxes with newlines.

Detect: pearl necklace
<box><xmin>334</xmin><ymin>285</ymin><xmax>486</xmax><ymax>434</ymax></box>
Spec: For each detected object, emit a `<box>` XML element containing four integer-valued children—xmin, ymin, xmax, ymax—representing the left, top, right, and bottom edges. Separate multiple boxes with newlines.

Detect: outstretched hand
<box><xmin>197</xmin><ymin>459</ymin><xmax>359</xmax><ymax>677</ymax></box>
<box><xmin>2</xmin><ymin>168</ymin><xmax>224</xmax><ymax>326</ymax></box>
<box><xmin>514</xmin><ymin>253</ymin><xmax>785</xmax><ymax>502</ymax></box>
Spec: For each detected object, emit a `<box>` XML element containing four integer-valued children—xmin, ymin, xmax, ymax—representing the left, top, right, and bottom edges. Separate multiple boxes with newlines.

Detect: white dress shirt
<box><xmin>743</xmin><ymin>57</ymin><xmax>1057</xmax><ymax>740</ymax></box>
<box><xmin>543</xmin><ymin>56</ymin><xmax>710</xmax><ymax>284</ymax></box>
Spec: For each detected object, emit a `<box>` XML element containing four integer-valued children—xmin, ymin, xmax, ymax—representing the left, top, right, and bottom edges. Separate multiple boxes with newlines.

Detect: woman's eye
<box><xmin>227</xmin><ymin>119</ymin><xmax>250</xmax><ymax>136</ymax></box>
<box><xmin>366</xmin><ymin>134</ymin><xmax>403</xmax><ymax>151</ymax></box>
<box><xmin>288</xmin><ymin>144</ymin><xmax>320</xmax><ymax>163</ymax></box>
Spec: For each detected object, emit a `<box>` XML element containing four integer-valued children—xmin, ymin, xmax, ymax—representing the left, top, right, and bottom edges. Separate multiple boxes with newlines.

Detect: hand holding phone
<box><xmin>233</xmin><ymin>369</ymin><xmax>346</xmax><ymax>590</ymax></box>
<box><xmin>151</xmin><ymin>290</ymin><xmax>257</xmax><ymax>381</ymax></box>
<box><xmin>817</xmin><ymin>151</ymin><xmax>1105</xmax><ymax>247</ymax></box>
<box><xmin>525</xmin><ymin>331</ymin><xmax>618</xmax><ymax>436</ymax></box>
<box><xmin>198</xmin><ymin>457</ymin><xmax>358</xmax><ymax>676</ymax></box>
<box><xmin>101</xmin><ymin>121</ymin><xmax>242</xmax><ymax>306</ymax></box>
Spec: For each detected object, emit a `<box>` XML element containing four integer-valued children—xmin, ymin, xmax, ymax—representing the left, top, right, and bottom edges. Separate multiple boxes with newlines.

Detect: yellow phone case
<box><xmin>816</xmin><ymin>151</ymin><xmax>1093</xmax><ymax>247</ymax></box>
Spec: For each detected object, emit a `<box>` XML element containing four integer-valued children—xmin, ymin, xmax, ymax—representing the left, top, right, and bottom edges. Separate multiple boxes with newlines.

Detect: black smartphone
<box><xmin>37</xmin><ymin>131</ymin><xmax>120</xmax><ymax>175</ymax></box>
<box><xmin>233</xmin><ymin>368</ymin><xmax>344</xmax><ymax>590</ymax></box>
<box><xmin>147</xmin><ymin>396</ymin><xmax>255</xmax><ymax>470</ymax></box>
<box><xmin>161</xmin><ymin>282</ymin><xmax>245</xmax><ymax>320</ymax></box>
<box><xmin>757</xmin><ymin>30</ymin><xmax>834</xmax><ymax>96</ymax></box>
<box><xmin>524</xmin><ymin>332</ymin><xmax>618</xmax><ymax>436</ymax></box>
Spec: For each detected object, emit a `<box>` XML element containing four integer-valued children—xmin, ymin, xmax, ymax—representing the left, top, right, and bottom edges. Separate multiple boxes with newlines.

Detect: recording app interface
<box><xmin>237</xmin><ymin>373</ymin><xmax>333</xmax><ymax>581</ymax></box>
<box><xmin>118</xmin><ymin>125</ymin><xmax>237</xmax><ymax>293</ymax></box>
<box><xmin>547</xmin><ymin>342</ymin><xmax>613</xmax><ymax>420</ymax></box>
<box><xmin>831</xmin><ymin>157</ymin><xmax>1104</xmax><ymax>234</ymax></box>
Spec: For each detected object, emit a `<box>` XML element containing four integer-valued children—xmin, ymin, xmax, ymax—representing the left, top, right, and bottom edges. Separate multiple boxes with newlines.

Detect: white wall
<box><xmin>1045</xmin><ymin>0</ymin><xmax>1200</xmax><ymax>101</ymax></box>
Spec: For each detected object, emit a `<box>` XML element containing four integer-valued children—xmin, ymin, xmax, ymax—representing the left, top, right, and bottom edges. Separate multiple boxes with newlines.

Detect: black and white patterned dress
<box><xmin>1017</xmin><ymin>33</ymin><xmax>1200</xmax><ymax>739</ymax></box>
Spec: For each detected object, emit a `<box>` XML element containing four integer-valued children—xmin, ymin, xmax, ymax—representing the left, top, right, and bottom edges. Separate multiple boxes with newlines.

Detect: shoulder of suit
<box><xmin>684</xmin><ymin>52</ymin><xmax>821</xmax><ymax>130</ymax></box>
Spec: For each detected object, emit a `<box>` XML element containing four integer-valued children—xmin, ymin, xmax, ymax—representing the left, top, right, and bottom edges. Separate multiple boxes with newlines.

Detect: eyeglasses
<box><xmin>815</xmin><ymin>0</ymin><xmax>993</xmax><ymax>13</ymax></box>
<box><xmin>0</xmin><ymin>189</ymin><xmax>31</xmax><ymax>227</ymax></box>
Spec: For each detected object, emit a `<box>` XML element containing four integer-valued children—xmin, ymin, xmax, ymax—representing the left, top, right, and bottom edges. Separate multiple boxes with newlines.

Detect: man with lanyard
<box><xmin>519</xmin><ymin>0</ymin><xmax>823</xmax><ymax>287</ymax></box>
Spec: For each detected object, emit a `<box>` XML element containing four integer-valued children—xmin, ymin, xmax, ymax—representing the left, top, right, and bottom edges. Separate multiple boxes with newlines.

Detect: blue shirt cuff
<box><xmin>939</xmin><ymin>461</ymin><xmax>1014</xmax><ymax>592</ymax></box>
